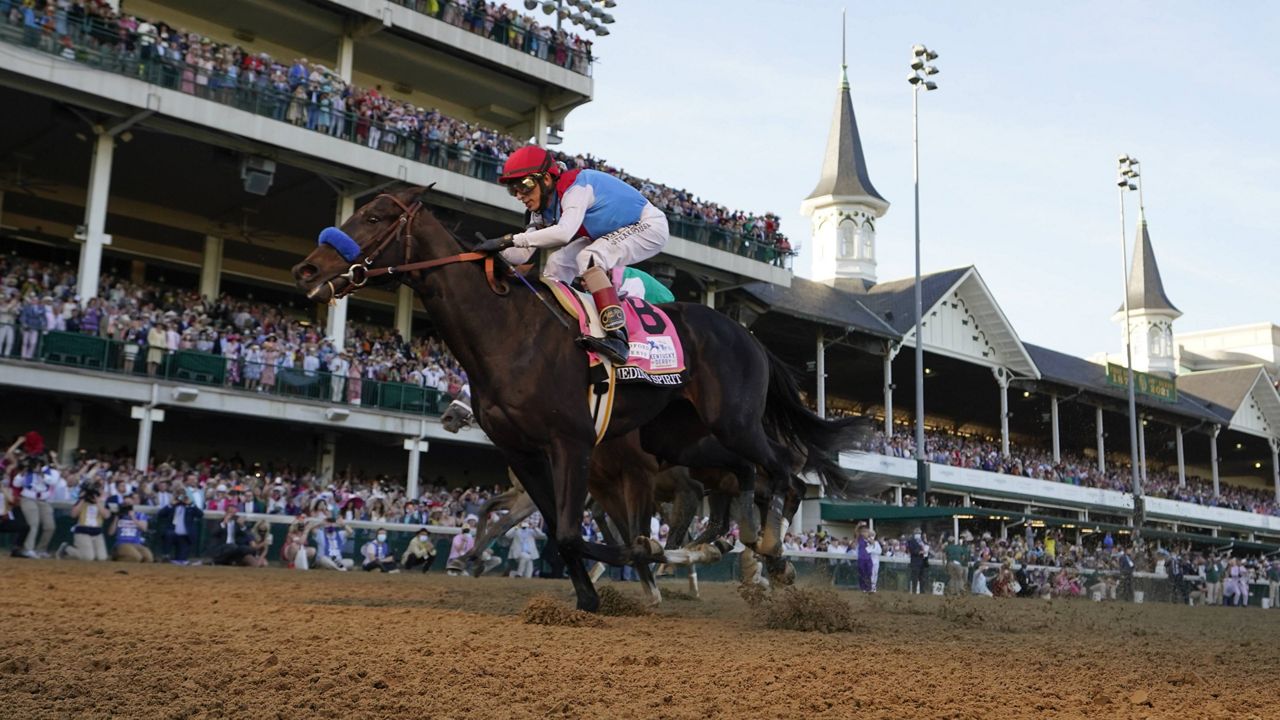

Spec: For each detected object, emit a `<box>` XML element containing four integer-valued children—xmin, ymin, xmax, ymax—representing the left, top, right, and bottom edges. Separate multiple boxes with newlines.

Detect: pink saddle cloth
<box><xmin>544</xmin><ymin>281</ymin><xmax>686</xmax><ymax>387</ymax></box>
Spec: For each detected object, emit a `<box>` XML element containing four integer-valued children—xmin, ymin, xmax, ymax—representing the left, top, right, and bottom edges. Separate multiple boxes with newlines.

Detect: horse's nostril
<box><xmin>297</xmin><ymin>264</ymin><xmax>317</xmax><ymax>281</ymax></box>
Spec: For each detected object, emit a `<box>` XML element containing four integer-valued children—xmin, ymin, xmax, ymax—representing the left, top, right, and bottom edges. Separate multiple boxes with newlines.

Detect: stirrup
<box><xmin>577</xmin><ymin>333</ymin><xmax>628</xmax><ymax>365</ymax></box>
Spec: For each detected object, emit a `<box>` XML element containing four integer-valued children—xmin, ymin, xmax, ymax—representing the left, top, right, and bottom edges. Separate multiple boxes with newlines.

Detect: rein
<box><xmin>324</xmin><ymin>193</ymin><xmax>511</xmax><ymax>299</ymax></box>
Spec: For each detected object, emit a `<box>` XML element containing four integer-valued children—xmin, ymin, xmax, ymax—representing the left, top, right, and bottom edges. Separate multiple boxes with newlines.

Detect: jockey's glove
<box><xmin>474</xmin><ymin>234</ymin><xmax>514</xmax><ymax>253</ymax></box>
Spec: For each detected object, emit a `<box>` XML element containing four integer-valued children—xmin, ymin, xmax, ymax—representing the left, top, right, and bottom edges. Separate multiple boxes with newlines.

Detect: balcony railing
<box><xmin>1</xmin><ymin>21</ymin><xmax>791</xmax><ymax>269</ymax></box>
<box><xmin>14</xmin><ymin>331</ymin><xmax>451</xmax><ymax>416</ymax></box>
<box><xmin>390</xmin><ymin>0</ymin><xmax>594</xmax><ymax>76</ymax></box>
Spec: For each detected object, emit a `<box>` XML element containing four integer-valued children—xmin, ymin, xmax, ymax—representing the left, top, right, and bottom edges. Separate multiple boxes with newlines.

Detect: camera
<box><xmin>119</xmin><ymin>503</ymin><xmax>134</xmax><ymax>516</ymax></box>
<box><xmin>79</xmin><ymin>482</ymin><xmax>100</xmax><ymax>503</ymax></box>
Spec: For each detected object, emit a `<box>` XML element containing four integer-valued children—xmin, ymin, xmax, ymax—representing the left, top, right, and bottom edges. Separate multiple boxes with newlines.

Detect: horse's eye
<box><xmin>366</xmin><ymin>215</ymin><xmax>380</xmax><ymax>224</ymax></box>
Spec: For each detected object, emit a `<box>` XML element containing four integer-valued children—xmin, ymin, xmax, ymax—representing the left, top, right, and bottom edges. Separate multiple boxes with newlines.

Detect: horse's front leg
<box><xmin>546</xmin><ymin>436</ymin><xmax>603</xmax><ymax>612</ymax></box>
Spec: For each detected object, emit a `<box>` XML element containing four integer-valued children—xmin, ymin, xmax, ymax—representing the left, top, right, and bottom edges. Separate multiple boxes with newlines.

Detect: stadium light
<box><xmin>542</xmin><ymin>0</ymin><xmax>616</xmax><ymax>33</ymax></box>
<box><xmin>908</xmin><ymin>44</ymin><xmax>940</xmax><ymax>507</ymax></box>
<box><xmin>1116</xmin><ymin>154</ymin><xmax>1143</xmax><ymax>510</ymax></box>
<box><xmin>524</xmin><ymin>0</ymin><xmax>537</xmax><ymax>10</ymax></box>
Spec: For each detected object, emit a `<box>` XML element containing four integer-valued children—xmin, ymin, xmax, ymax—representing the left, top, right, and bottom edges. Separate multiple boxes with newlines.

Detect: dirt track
<box><xmin>3</xmin><ymin>559</ymin><xmax>1279</xmax><ymax>719</ymax></box>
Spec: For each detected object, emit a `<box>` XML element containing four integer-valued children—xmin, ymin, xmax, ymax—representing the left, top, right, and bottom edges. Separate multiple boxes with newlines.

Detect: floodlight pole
<box><xmin>909</xmin><ymin>45</ymin><xmax>938</xmax><ymax>507</ymax></box>
<box><xmin>1117</xmin><ymin>156</ymin><xmax>1143</xmax><ymax>532</ymax></box>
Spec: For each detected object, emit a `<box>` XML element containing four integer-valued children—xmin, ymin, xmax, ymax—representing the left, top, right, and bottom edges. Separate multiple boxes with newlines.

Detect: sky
<box><xmin>555</xmin><ymin>0</ymin><xmax>1280</xmax><ymax>359</ymax></box>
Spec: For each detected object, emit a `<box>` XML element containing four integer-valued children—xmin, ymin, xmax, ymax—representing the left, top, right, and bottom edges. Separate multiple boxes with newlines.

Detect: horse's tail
<box><xmin>761</xmin><ymin>346</ymin><xmax>883</xmax><ymax>498</ymax></box>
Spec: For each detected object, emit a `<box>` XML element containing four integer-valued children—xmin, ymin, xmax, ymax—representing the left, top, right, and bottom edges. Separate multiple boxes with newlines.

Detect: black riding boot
<box><xmin>577</xmin><ymin>325</ymin><xmax>629</xmax><ymax>365</ymax></box>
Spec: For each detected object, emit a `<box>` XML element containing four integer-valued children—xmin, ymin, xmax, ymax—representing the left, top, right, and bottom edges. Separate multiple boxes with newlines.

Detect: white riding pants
<box><xmin>539</xmin><ymin>204</ymin><xmax>669</xmax><ymax>283</ymax></box>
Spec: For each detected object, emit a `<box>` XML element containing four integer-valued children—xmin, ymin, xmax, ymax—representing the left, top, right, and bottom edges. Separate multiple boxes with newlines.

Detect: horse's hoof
<box><xmin>637</xmin><ymin>537</ymin><xmax>664</xmax><ymax>559</ymax></box>
<box><xmin>768</xmin><ymin>559</ymin><xmax>796</xmax><ymax>586</ymax></box>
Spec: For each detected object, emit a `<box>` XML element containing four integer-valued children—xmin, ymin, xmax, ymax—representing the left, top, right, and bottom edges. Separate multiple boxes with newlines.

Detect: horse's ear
<box><xmin>415</xmin><ymin>183</ymin><xmax>437</xmax><ymax>206</ymax></box>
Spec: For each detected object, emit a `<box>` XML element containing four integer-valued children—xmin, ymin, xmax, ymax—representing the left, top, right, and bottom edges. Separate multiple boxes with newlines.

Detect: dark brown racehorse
<box><xmin>291</xmin><ymin>188</ymin><xmax>867</xmax><ymax>611</ymax></box>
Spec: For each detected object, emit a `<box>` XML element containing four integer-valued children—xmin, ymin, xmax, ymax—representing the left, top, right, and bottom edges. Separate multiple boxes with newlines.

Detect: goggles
<box><xmin>506</xmin><ymin>173</ymin><xmax>545</xmax><ymax>196</ymax></box>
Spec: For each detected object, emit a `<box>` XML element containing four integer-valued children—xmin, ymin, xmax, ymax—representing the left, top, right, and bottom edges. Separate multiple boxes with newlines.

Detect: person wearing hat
<box><xmin>479</xmin><ymin>144</ymin><xmax>671</xmax><ymax>364</ymax></box>
<box><xmin>401</xmin><ymin>527</ymin><xmax>438</xmax><ymax>573</ymax></box>
<box><xmin>8</xmin><ymin>432</ymin><xmax>56</xmax><ymax>557</ymax></box>
<box><xmin>506</xmin><ymin>519</ymin><xmax>541</xmax><ymax>578</ymax></box>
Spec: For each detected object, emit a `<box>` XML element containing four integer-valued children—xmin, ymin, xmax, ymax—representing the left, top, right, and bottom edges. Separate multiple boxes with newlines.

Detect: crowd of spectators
<box><xmin>1</xmin><ymin>253</ymin><xmax>471</xmax><ymax>400</ymax></box>
<box><xmin>394</xmin><ymin>0</ymin><xmax>594</xmax><ymax>74</ymax></box>
<box><xmin>784</xmin><ymin>522</ymin><xmax>1280</xmax><ymax>607</ymax></box>
<box><xmin>3</xmin><ymin>0</ymin><xmax>792</xmax><ymax>264</ymax></box>
<box><xmin>873</xmin><ymin>428</ymin><xmax>1280</xmax><ymax>517</ymax></box>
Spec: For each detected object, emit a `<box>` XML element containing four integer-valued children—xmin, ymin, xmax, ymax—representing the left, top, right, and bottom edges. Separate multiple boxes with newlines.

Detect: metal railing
<box><xmin>11</xmin><ymin>331</ymin><xmax>451</xmax><ymax>416</ymax></box>
<box><xmin>0</xmin><ymin>21</ymin><xmax>790</xmax><ymax>268</ymax></box>
<box><xmin>390</xmin><ymin>0</ymin><xmax>594</xmax><ymax>75</ymax></box>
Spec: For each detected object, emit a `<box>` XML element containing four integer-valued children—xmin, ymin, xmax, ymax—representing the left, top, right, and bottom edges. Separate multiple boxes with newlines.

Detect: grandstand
<box><xmin>1</xmin><ymin>0</ymin><xmax>1278</xmax><ymax>562</ymax></box>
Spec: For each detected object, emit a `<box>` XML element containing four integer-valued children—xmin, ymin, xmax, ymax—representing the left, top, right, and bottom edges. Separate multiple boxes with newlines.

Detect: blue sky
<box><xmin>556</xmin><ymin>0</ymin><xmax>1280</xmax><ymax>358</ymax></box>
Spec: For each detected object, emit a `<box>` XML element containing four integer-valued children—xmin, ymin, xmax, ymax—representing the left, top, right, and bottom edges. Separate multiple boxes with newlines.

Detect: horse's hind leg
<box><xmin>465</xmin><ymin>478</ymin><xmax>536</xmax><ymax>576</ymax></box>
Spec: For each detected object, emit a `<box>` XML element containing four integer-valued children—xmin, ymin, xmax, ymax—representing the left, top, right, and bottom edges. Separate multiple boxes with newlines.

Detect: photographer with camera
<box><xmin>109</xmin><ymin>493</ymin><xmax>153</xmax><ymax>563</ymax></box>
<box><xmin>58</xmin><ymin>480</ymin><xmax>112</xmax><ymax>561</ymax></box>
<box><xmin>7</xmin><ymin>432</ymin><xmax>58</xmax><ymax>558</ymax></box>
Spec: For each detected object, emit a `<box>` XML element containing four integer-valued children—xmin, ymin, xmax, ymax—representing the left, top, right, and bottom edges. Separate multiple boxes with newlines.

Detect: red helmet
<box><xmin>499</xmin><ymin>145</ymin><xmax>559</xmax><ymax>185</ymax></box>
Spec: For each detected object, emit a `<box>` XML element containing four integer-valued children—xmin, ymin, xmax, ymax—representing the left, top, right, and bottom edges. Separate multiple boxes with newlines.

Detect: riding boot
<box><xmin>575</xmin><ymin>266</ymin><xmax>629</xmax><ymax>365</ymax></box>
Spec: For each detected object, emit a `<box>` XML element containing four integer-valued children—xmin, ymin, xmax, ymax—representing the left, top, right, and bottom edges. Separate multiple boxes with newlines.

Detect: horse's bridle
<box><xmin>324</xmin><ymin>193</ymin><xmax>511</xmax><ymax>300</ymax></box>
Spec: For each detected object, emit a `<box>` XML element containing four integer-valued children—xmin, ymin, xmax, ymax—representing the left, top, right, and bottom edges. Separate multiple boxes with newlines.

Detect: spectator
<box><xmin>0</xmin><ymin>458</ymin><xmax>30</xmax><ymax>556</ymax></box>
<box><xmin>907</xmin><ymin>528</ymin><xmax>929</xmax><ymax>594</ymax></box>
<box><xmin>944</xmin><ymin>535</ymin><xmax>970</xmax><ymax>596</ymax></box>
<box><xmin>1269</xmin><ymin>559</ymin><xmax>1280</xmax><ymax>610</ymax></box>
<box><xmin>0</xmin><ymin>287</ymin><xmax>17</xmax><ymax>356</ymax></box>
<box><xmin>506</xmin><ymin>520</ymin><xmax>540</xmax><ymax>578</ymax></box>
<box><xmin>281</xmin><ymin>517</ymin><xmax>318</xmax><ymax>569</ymax></box>
<box><xmin>360</xmin><ymin>529</ymin><xmax>399</xmax><ymax>572</ymax></box>
<box><xmin>109</xmin><ymin>496</ymin><xmax>154</xmax><ymax>562</ymax></box>
<box><xmin>313</xmin><ymin>516</ymin><xmax>354</xmax><ymax>571</ymax></box>
<box><xmin>401</xmin><ymin>527</ymin><xmax>437</xmax><ymax>573</ymax></box>
<box><xmin>156</xmin><ymin>490</ymin><xmax>203</xmax><ymax>564</ymax></box>
<box><xmin>446</xmin><ymin>524</ymin><xmax>475</xmax><ymax>576</ymax></box>
<box><xmin>209</xmin><ymin>505</ymin><xmax>262</xmax><ymax>566</ymax></box>
<box><xmin>8</xmin><ymin>432</ymin><xmax>56</xmax><ymax>558</ymax></box>
<box><xmin>18</xmin><ymin>292</ymin><xmax>45</xmax><ymax>359</ymax></box>
<box><xmin>58</xmin><ymin>480</ymin><xmax>111</xmax><ymax>561</ymax></box>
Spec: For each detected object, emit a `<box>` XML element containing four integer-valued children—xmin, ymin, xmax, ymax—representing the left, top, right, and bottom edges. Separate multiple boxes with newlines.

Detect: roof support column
<box><xmin>1137</xmin><ymin>415</ymin><xmax>1148</xmax><ymax>488</ymax></box>
<box><xmin>1096</xmin><ymin>406</ymin><xmax>1106</xmax><ymax>473</ymax></box>
<box><xmin>200</xmin><ymin>235</ymin><xmax>223</xmax><ymax>300</ymax></box>
<box><xmin>1210</xmin><ymin>425</ymin><xmax>1221</xmax><ymax>497</ymax></box>
<box><xmin>533</xmin><ymin>103</ymin><xmax>550</xmax><ymax>146</ymax></box>
<box><xmin>883</xmin><ymin>342</ymin><xmax>899</xmax><ymax>437</ymax></box>
<box><xmin>1050</xmin><ymin>393</ymin><xmax>1061</xmax><ymax>463</ymax></box>
<box><xmin>131</xmin><ymin>385</ymin><xmax>163</xmax><ymax>473</ymax></box>
<box><xmin>58</xmin><ymin>400</ymin><xmax>82</xmax><ymax>466</ymax></box>
<box><xmin>337</xmin><ymin>29</ymin><xmax>355</xmax><ymax>83</ymax></box>
<box><xmin>815</xmin><ymin>328</ymin><xmax>825</xmax><ymax>419</ymax></box>
<box><xmin>993</xmin><ymin>368</ymin><xmax>1010</xmax><ymax>457</ymax></box>
<box><xmin>395</xmin><ymin>285</ymin><xmax>414</xmax><ymax>341</ymax></box>
<box><xmin>325</xmin><ymin>195</ymin><xmax>356</xmax><ymax>349</ymax></box>
<box><xmin>76</xmin><ymin>131</ymin><xmax>115</xmax><ymax>303</ymax></box>
<box><xmin>404</xmin><ymin>436</ymin><xmax>428</xmax><ymax>500</ymax></box>
<box><xmin>703</xmin><ymin>282</ymin><xmax>716</xmax><ymax>308</ymax></box>
<box><xmin>1175</xmin><ymin>425</ymin><xmax>1186</xmax><ymax>488</ymax></box>
<box><xmin>317</xmin><ymin>432</ymin><xmax>337</xmax><ymax>483</ymax></box>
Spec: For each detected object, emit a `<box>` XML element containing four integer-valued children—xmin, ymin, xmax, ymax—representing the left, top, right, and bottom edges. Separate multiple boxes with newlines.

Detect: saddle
<box><xmin>543</xmin><ymin>278</ymin><xmax>687</xmax><ymax>445</ymax></box>
<box><xmin>544</xmin><ymin>280</ymin><xmax>687</xmax><ymax>386</ymax></box>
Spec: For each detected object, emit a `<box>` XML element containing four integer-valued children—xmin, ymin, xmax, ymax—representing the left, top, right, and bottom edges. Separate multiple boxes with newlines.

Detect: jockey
<box><xmin>475</xmin><ymin>145</ymin><xmax>670</xmax><ymax>365</ymax></box>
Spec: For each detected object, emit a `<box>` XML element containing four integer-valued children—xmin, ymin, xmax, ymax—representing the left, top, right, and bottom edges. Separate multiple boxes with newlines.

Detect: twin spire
<box><xmin>806</xmin><ymin>10</ymin><xmax>885</xmax><ymax>206</ymax></box>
